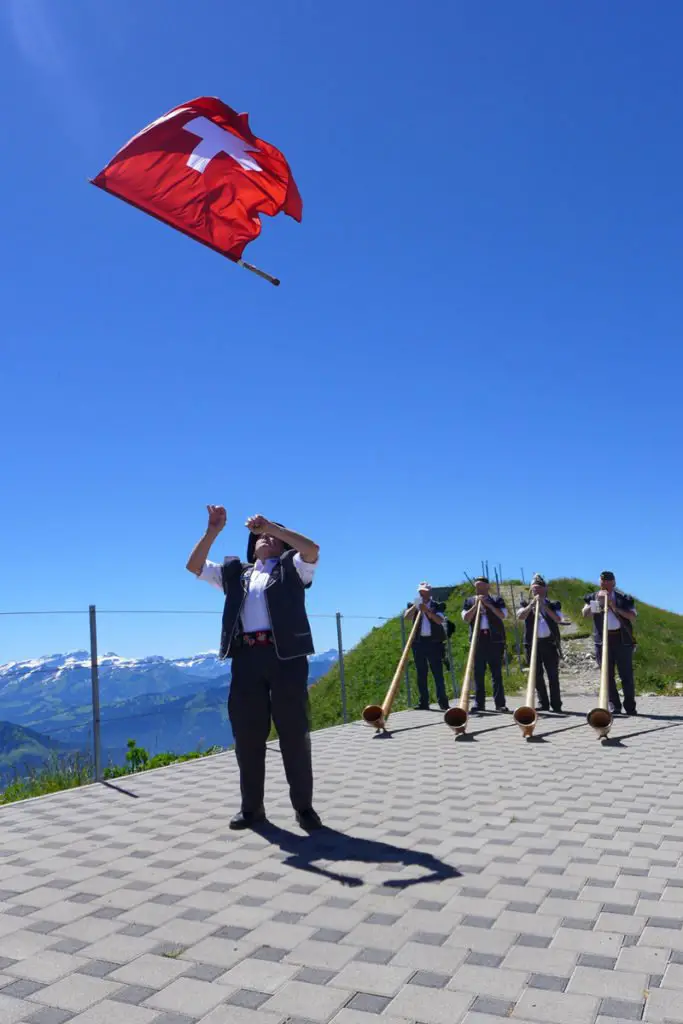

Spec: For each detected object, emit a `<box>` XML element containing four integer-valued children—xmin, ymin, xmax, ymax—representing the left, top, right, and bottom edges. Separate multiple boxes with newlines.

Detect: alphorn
<box><xmin>513</xmin><ymin>595</ymin><xmax>540</xmax><ymax>738</ymax></box>
<box><xmin>362</xmin><ymin>611</ymin><xmax>423</xmax><ymax>732</ymax></box>
<box><xmin>587</xmin><ymin>591</ymin><xmax>613</xmax><ymax>738</ymax></box>
<box><xmin>444</xmin><ymin>598</ymin><xmax>482</xmax><ymax>735</ymax></box>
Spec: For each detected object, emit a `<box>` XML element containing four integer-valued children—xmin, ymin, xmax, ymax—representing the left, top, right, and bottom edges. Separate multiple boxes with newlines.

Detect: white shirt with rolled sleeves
<box><xmin>461</xmin><ymin>601</ymin><xmax>508</xmax><ymax>632</ymax></box>
<box><xmin>415</xmin><ymin>602</ymin><xmax>446</xmax><ymax>637</ymax></box>
<box><xmin>198</xmin><ymin>554</ymin><xmax>317</xmax><ymax>633</ymax></box>
<box><xmin>516</xmin><ymin>601</ymin><xmax>557</xmax><ymax>639</ymax></box>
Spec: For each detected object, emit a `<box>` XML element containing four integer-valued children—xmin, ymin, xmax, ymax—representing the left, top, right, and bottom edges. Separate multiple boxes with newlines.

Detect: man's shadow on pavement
<box><xmin>255</xmin><ymin>822</ymin><xmax>461</xmax><ymax>889</ymax></box>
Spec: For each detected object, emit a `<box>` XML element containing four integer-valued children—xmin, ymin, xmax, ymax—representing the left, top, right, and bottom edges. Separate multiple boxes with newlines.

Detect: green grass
<box><xmin>4</xmin><ymin>578</ymin><xmax>681</xmax><ymax>804</ymax></box>
<box><xmin>309</xmin><ymin>577</ymin><xmax>683</xmax><ymax>729</ymax></box>
<box><xmin>0</xmin><ymin>744</ymin><xmax>223</xmax><ymax>806</ymax></box>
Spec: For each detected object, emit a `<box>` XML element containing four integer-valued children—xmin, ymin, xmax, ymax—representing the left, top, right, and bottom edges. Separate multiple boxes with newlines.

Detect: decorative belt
<box><xmin>239</xmin><ymin>631</ymin><xmax>274</xmax><ymax>648</ymax></box>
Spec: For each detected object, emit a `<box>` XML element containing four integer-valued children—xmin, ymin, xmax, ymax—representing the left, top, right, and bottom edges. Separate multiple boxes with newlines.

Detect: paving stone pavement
<box><xmin>2</xmin><ymin>696</ymin><xmax>683</xmax><ymax>1023</ymax></box>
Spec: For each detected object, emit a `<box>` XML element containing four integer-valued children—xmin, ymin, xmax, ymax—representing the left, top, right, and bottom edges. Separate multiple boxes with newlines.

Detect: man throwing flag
<box><xmin>186</xmin><ymin>505</ymin><xmax>322</xmax><ymax>830</ymax></box>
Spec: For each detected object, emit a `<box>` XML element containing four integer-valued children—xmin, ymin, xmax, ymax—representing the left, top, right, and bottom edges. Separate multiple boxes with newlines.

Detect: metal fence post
<box><xmin>88</xmin><ymin>605</ymin><xmax>102</xmax><ymax>781</ymax></box>
<box><xmin>447</xmin><ymin>633</ymin><xmax>458</xmax><ymax>698</ymax></box>
<box><xmin>508</xmin><ymin>584</ymin><xmax>524</xmax><ymax>672</ymax></box>
<box><xmin>399</xmin><ymin>615</ymin><xmax>412</xmax><ymax>705</ymax></box>
<box><xmin>335</xmin><ymin>612</ymin><xmax>348</xmax><ymax>724</ymax></box>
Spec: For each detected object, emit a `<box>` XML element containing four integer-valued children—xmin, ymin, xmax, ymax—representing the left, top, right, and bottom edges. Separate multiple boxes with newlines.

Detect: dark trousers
<box><xmin>412</xmin><ymin>640</ymin><xmax>448</xmax><ymax>706</ymax></box>
<box><xmin>473</xmin><ymin>634</ymin><xmax>506</xmax><ymax>708</ymax></box>
<box><xmin>595</xmin><ymin>635</ymin><xmax>636</xmax><ymax>714</ymax></box>
<box><xmin>526</xmin><ymin>638</ymin><xmax>562</xmax><ymax>711</ymax></box>
<box><xmin>228</xmin><ymin>646</ymin><xmax>313</xmax><ymax>813</ymax></box>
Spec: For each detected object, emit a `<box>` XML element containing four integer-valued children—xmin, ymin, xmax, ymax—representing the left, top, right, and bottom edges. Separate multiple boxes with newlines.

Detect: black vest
<box><xmin>519</xmin><ymin>598</ymin><xmax>562</xmax><ymax>652</ymax></box>
<box><xmin>219</xmin><ymin>549</ymin><xmax>314</xmax><ymax>661</ymax></box>
<box><xmin>463</xmin><ymin>595</ymin><xmax>506</xmax><ymax>643</ymax></box>
<box><xmin>584</xmin><ymin>589</ymin><xmax>635</xmax><ymax>647</ymax></box>
<box><xmin>409</xmin><ymin>600</ymin><xmax>446</xmax><ymax>644</ymax></box>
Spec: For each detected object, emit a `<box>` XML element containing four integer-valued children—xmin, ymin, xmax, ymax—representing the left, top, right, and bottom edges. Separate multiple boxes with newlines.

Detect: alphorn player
<box><xmin>186</xmin><ymin>505</ymin><xmax>323</xmax><ymax>831</ymax></box>
<box><xmin>404</xmin><ymin>582</ymin><xmax>450</xmax><ymax>711</ymax></box>
<box><xmin>517</xmin><ymin>574</ymin><xmax>564</xmax><ymax>714</ymax></box>
<box><xmin>461</xmin><ymin>576</ymin><xmax>510</xmax><ymax>713</ymax></box>
<box><xmin>582</xmin><ymin>570</ymin><xmax>638</xmax><ymax>716</ymax></box>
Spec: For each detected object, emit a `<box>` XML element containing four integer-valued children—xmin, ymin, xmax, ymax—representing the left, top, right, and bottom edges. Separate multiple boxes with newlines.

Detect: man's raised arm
<box><xmin>186</xmin><ymin>505</ymin><xmax>227</xmax><ymax>576</ymax></box>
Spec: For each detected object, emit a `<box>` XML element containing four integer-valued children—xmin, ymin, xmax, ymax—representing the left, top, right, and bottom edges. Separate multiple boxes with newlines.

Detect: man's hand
<box><xmin>245</xmin><ymin>514</ymin><xmax>276</xmax><ymax>536</ymax></box>
<box><xmin>207</xmin><ymin>505</ymin><xmax>227</xmax><ymax>535</ymax></box>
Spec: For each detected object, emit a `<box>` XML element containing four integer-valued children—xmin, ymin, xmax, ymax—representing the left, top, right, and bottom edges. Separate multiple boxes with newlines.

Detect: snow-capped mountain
<box><xmin>0</xmin><ymin>647</ymin><xmax>339</xmax><ymax>771</ymax></box>
<box><xmin>0</xmin><ymin>647</ymin><xmax>338</xmax><ymax>713</ymax></box>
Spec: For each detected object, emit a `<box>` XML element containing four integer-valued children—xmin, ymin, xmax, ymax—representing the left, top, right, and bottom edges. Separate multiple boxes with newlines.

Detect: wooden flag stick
<box><xmin>235</xmin><ymin>259</ymin><xmax>280</xmax><ymax>286</ymax></box>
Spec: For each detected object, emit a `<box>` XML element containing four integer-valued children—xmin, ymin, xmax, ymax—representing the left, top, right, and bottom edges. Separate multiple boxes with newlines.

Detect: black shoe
<box><xmin>626</xmin><ymin>708</ymin><xmax>638</xmax><ymax>716</ymax></box>
<box><xmin>536</xmin><ymin>704</ymin><xmax>550</xmax><ymax>712</ymax></box>
<box><xmin>551</xmin><ymin>707</ymin><xmax>565</xmax><ymax>715</ymax></box>
<box><xmin>609</xmin><ymin>703</ymin><xmax>622</xmax><ymax>715</ymax></box>
<box><xmin>470</xmin><ymin>704</ymin><xmax>485</xmax><ymax>714</ymax></box>
<box><xmin>497</xmin><ymin>706</ymin><xmax>512</xmax><ymax>714</ymax></box>
<box><xmin>229</xmin><ymin>808</ymin><xmax>266</xmax><ymax>831</ymax></box>
<box><xmin>296</xmin><ymin>808</ymin><xmax>323</xmax><ymax>832</ymax></box>
<box><xmin>413</xmin><ymin>703</ymin><xmax>430</xmax><ymax>711</ymax></box>
<box><xmin>439</xmin><ymin>701</ymin><xmax>450</xmax><ymax>711</ymax></box>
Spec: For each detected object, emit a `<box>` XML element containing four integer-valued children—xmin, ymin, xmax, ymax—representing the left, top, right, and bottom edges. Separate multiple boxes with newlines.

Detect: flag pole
<box><xmin>235</xmin><ymin>259</ymin><xmax>280</xmax><ymax>286</ymax></box>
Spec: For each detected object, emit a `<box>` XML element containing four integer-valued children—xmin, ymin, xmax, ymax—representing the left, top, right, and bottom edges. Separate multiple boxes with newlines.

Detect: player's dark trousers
<box><xmin>228</xmin><ymin>646</ymin><xmax>313</xmax><ymax>813</ymax></box>
<box><xmin>473</xmin><ymin>633</ymin><xmax>506</xmax><ymax>708</ymax></box>
<box><xmin>526</xmin><ymin>638</ymin><xmax>562</xmax><ymax>711</ymax></box>
<box><xmin>595</xmin><ymin>633</ymin><xmax>636</xmax><ymax>714</ymax></box>
<box><xmin>412</xmin><ymin>640</ymin><xmax>448</xmax><ymax>706</ymax></box>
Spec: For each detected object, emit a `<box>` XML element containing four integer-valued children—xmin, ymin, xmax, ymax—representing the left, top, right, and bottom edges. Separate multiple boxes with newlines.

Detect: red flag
<box><xmin>92</xmin><ymin>96</ymin><xmax>302</xmax><ymax>262</ymax></box>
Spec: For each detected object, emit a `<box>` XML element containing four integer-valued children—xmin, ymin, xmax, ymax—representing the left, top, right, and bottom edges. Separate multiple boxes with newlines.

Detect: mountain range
<box><xmin>0</xmin><ymin>648</ymin><xmax>338</xmax><ymax>782</ymax></box>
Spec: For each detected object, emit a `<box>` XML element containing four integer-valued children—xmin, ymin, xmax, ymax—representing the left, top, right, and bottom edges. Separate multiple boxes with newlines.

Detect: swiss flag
<box><xmin>92</xmin><ymin>96</ymin><xmax>303</xmax><ymax>262</ymax></box>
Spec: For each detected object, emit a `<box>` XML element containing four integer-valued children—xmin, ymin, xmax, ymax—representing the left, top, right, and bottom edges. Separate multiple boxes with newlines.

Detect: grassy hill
<box><xmin>0</xmin><ymin>721</ymin><xmax>77</xmax><ymax>784</ymax></box>
<box><xmin>309</xmin><ymin>578</ymin><xmax>683</xmax><ymax>729</ymax></box>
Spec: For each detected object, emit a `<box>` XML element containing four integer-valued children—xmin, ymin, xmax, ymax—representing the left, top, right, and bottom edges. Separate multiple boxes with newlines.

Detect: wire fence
<box><xmin>0</xmin><ymin>604</ymin><xmax>417</xmax><ymax>784</ymax></box>
<box><xmin>1</xmin><ymin>564</ymin><xmax>528</xmax><ymax>784</ymax></box>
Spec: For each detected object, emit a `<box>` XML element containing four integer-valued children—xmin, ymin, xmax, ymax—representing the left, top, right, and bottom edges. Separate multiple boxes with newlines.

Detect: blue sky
<box><xmin>2</xmin><ymin>0</ymin><xmax>682</xmax><ymax>664</ymax></box>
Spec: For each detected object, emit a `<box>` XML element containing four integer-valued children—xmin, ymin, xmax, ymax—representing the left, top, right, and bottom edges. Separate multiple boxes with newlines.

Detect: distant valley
<box><xmin>0</xmin><ymin>649</ymin><xmax>338</xmax><ymax>782</ymax></box>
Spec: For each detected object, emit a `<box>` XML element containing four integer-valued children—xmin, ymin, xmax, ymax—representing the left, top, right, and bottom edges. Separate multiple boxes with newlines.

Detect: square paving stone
<box><xmin>252</xmin><ymin>946</ymin><xmax>288</xmax><ymax>962</ymax></box>
<box><xmin>461</xmin><ymin>915</ymin><xmax>496</xmax><ymax>929</ymax></box>
<box><xmin>470</xmin><ymin>995</ymin><xmax>515</xmax><ymax>1016</ymax></box>
<box><xmin>345</xmin><ymin>992</ymin><xmax>392</xmax><ymax>1013</ymax></box>
<box><xmin>225</xmin><ymin>988</ymin><xmax>270</xmax><ymax>1009</ymax></box>
<box><xmin>578</xmin><ymin>954</ymin><xmax>617</xmax><ymax>969</ymax></box>
<box><xmin>465</xmin><ymin>952</ymin><xmax>503</xmax><ymax>967</ymax></box>
<box><xmin>353</xmin><ymin>948</ymin><xmax>393</xmax><ymax>964</ymax></box>
<box><xmin>516</xmin><ymin>934</ymin><xmax>551</xmax><ymax>948</ymax></box>
<box><xmin>296</xmin><ymin>967</ymin><xmax>336</xmax><ymax>984</ymax></box>
<box><xmin>408</xmin><ymin>970</ymin><xmax>449</xmax><ymax>988</ymax></box>
<box><xmin>109</xmin><ymin>985</ymin><xmax>156</xmax><ymax>1005</ymax></box>
<box><xmin>312</xmin><ymin>928</ymin><xmax>346</xmax><ymax>943</ymax></box>
<box><xmin>529</xmin><ymin>973</ymin><xmax>569</xmax><ymax>991</ymax></box>
<box><xmin>183</xmin><ymin>963</ymin><xmax>225</xmax><ymax>982</ymax></box>
<box><xmin>25</xmin><ymin>1009</ymin><xmax>73</xmax><ymax>1024</ymax></box>
<box><xmin>75</xmin><ymin>960</ymin><xmax>119</xmax><ymax>977</ymax></box>
<box><xmin>213</xmin><ymin>926</ymin><xmax>248</xmax><ymax>940</ymax></box>
<box><xmin>150</xmin><ymin>1016</ymin><xmax>196</xmax><ymax>1024</ymax></box>
<box><xmin>364</xmin><ymin>914</ymin><xmax>398</xmax><ymax>926</ymax></box>
<box><xmin>599</xmin><ymin>996</ymin><xmax>645</xmax><ymax>1019</ymax></box>
<box><xmin>411</xmin><ymin>931</ymin><xmax>446</xmax><ymax>945</ymax></box>
<box><xmin>2</xmin><ymin>978</ymin><xmax>44</xmax><ymax>998</ymax></box>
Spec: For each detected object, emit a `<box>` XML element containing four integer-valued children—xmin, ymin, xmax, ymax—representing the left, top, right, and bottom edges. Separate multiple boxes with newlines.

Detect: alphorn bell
<box><xmin>513</xmin><ymin>595</ymin><xmax>540</xmax><ymax>738</ymax></box>
<box><xmin>587</xmin><ymin>591</ymin><xmax>613</xmax><ymax>738</ymax></box>
<box><xmin>444</xmin><ymin>598</ymin><xmax>483</xmax><ymax>735</ymax></box>
<box><xmin>362</xmin><ymin>611</ymin><xmax>423</xmax><ymax>732</ymax></box>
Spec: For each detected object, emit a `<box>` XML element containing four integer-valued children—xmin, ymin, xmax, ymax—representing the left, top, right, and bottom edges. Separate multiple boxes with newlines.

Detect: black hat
<box><xmin>247</xmin><ymin>523</ymin><xmax>292</xmax><ymax>563</ymax></box>
<box><xmin>474</xmin><ymin>576</ymin><xmax>489</xmax><ymax>584</ymax></box>
<box><xmin>599</xmin><ymin>570</ymin><xmax>615</xmax><ymax>581</ymax></box>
